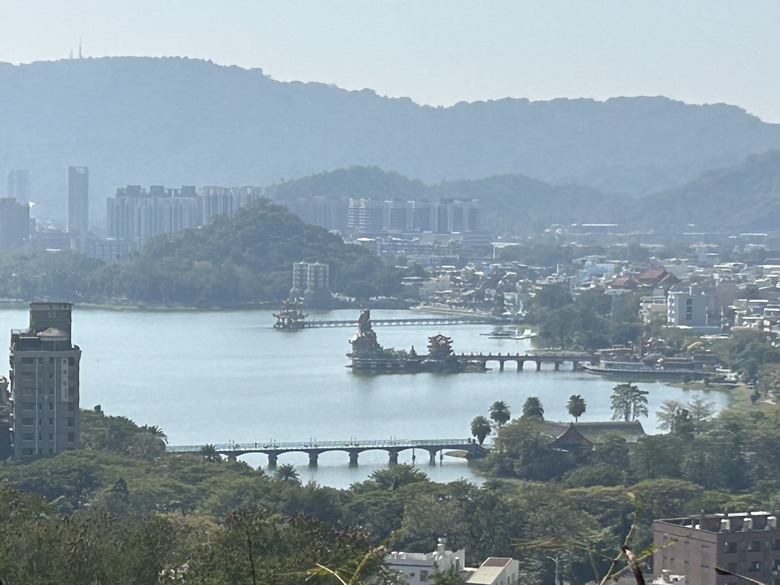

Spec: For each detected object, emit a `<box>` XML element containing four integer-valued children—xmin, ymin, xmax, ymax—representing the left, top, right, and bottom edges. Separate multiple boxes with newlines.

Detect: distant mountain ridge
<box><xmin>272</xmin><ymin>159</ymin><xmax>780</xmax><ymax>235</ymax></box>
<box><xmin>2</xmin><ymin>56</ymin><xmax>780</xmax><ymax>221</ymax></box>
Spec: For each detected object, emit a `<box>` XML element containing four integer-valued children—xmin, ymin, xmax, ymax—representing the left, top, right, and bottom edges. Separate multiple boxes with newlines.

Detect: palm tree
<box><xmin>521</xmin><ymin>396</ymin><xmax>544</xmax><ymax>419</ymax></box>
<box><xmin>566</xmin><ymin>394</ymin><xmax>586</xmax><ymax>423</ymax></box>
<box><xmin>142</xmin><ymin>425</ymin><xmax>168</xmax><ymax>444</ymax></box>
<box><xmin>199</xmin><ymin>443</ymin><xmax>221</xmax><ymax>463</ymax></box>
<box><xmin>610</xmin><ymin>383</ymin><xmax>649</xmax><ymax>422</ymax></box>
<box><xmin>656</xmin><ymin>399</ymin><xmax>683</xmax><ymax>431</ymax></box>
<box><xmin>275</xmin><ymin>463</ymin><xmax>300</xmax><ymax>483</ymax></box>
<box><xmin>471</xmin><ymin>415</ymin><xmax>492</xmax><ymax>445</ymax></box>
<box><xmin>489</xmin><ymin>401</ymin><xmax>511</xmax><ymax>428</ymax></box>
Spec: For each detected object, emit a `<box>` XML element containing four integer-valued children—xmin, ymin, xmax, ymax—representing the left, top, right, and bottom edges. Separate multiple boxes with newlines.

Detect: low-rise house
<box><xmin>384</xmin><ymin>542</ymin><xmax>466</xmax><ymax>585</ymax></box>
<box><xmin>465</xmin><ymin>557</ymin><xmax>520</xmax><ymax>585</ymax></box>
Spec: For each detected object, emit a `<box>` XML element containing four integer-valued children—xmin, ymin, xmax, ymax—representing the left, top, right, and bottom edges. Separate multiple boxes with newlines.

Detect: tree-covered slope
<box><xmin>634</xmin><ymin>149</ymin><xmax>780</xmax><ymax>232</ymax></box>
<box><xmin>0</xmin><ymin>199</ymin><xmax>401</xmax><ymax>305</ymax></box>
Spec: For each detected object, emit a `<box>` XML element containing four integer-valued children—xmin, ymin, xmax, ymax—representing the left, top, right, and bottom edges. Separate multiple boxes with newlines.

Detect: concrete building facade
<box><xmin>667</xmin><ymin>284</ymin><xmax>708</xmax><ymax>327</ymax></box>
<box><xmin>384</xmin><ymin>542</ymin><xmax>467</xmax><ymax>585</ymax></box>
<box><xmin>0</xmin><ymin>197</ymin><xmax>30</xmax><ymax>253</ymax></box>
<box><xmin>465</xmin><ymin>557</ymin><xmax>520</xmax><ymax>585</ymax></box>
<box><xmin>7</xmin><ymin>169</ymin><xmax>30</xmax><ymax>204</ymax></box>
<box><xmin>10</xmin><ymin>302</ymin><xmax>81</xmax><ymax>460</ymax></box>
<box><xmin>68</xmin><ymin>166</ymin><xmax>89</xmax><ymax>234</ymax></box>
<box><xmin>653</xmin><ymin>511</ymin><xmax>780</xmax><ymax>585</ymax></box>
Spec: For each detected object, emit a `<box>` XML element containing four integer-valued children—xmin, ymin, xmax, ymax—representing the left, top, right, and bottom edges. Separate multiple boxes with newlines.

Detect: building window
<box><xmin>420</xmin><ymin>570</ymin><xmax>429</xmax><ymax>582</ymax></box>
<box><xmin>21</xmin><ymin>433</ymin><xmax>33</xmax><ymax>441</ymax></box>
<box><xmin>773</xmin><ymin>539</ymin><xmax>780</xmax><ymax>550</ymax></box>
<box><xmin>748</xmin><ymin>541</ymin><xmax>761</xmax><ymax>552</ymax></box>
<box><xmin>21</xmin><ymin>418</ymin><xmax>33</xmax><ymax>426</ymax></box>
<box><xmin>67</xmin><ymin>418</ymin><xmax>75</xmax><ymax>427</ymax></box>
<box><xmin>68</xmin><ymin>433</ymin><xmax>74</xmax><ymax>442</ymax></box>
<box><xmin>748</xmin><ymin>561</ymin><xmax>761</xmax><ymax>573</ymax></box>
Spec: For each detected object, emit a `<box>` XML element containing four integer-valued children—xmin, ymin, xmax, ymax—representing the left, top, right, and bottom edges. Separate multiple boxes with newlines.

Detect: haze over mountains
<box><xmin>2</xmin><ymin>56</ymin><xmax>780</xmax><ymax>230</ymax></box>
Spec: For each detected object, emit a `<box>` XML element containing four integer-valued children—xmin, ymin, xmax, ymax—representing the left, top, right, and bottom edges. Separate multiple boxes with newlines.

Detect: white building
<box><xmin>667</xmin><ymin>284</ymin><xmax>708</xmax><ymax>327</ymax></box>
<box><xmin>465</xmin><ymin>557</ymin><xmax>520</xmax><ymax>585</ymax></box>
<box><xmin>384</xmin><ymin>542</ymin><xmax>466</xmax><ymax>585</ymax></box>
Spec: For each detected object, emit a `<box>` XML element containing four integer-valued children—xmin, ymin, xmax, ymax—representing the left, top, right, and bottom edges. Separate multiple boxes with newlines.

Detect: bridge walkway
<box><xmin>168</xmin><ymin>438</ymin><xmax>487</xmax><ymax>467</ymax></box>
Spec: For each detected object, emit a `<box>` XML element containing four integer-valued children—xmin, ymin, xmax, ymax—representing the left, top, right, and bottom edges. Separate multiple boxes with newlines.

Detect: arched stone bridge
<box><xmin>455</xmin><ymin>352</ymin><xmax>597</xmax><ymax>372</ymax></box>
<box><xmin>167</xmin><ymin>438</ymin><xmax>488</xmax><ymax>468</ymax></box>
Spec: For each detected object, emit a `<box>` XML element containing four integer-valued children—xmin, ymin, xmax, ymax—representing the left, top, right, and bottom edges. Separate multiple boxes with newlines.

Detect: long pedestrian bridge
<box><xmin>455</xmin><ymin>352</ymin><xmax>597</xmax><ymax>371</ymax></box>
<box><xmin>167</xmin><ymin>438</ymin><xmax>488</xmax><ymax>468</ymax></box>
<box><xmin>304</xmin><ymin>316</ymin><xmax>493</xmax><ymax>328</ymax></box>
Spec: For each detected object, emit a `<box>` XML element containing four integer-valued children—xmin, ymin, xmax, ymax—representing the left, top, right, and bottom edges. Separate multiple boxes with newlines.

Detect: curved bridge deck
<box><xmin>168</xmin><ymin>438</ymin><xmax>487</xmax><ymax>467</ymax></box>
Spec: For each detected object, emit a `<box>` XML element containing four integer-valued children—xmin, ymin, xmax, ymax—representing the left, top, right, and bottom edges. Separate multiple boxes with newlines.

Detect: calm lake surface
<box><xmin>0</xmin><ymin>307</ymin><xmax>729</xmax><ymax>488</ymax></box>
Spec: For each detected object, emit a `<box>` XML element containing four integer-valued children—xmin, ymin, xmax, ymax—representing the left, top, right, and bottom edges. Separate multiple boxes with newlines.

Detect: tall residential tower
<box><xmin>68</xmin><ymin>166</ymin><xmax>89</xmax><ymax>234</ymax></box>
<box><xmin>10</xmin><ymin>302</ymin><xmax>81</xmax><ymax>460</ymax></box>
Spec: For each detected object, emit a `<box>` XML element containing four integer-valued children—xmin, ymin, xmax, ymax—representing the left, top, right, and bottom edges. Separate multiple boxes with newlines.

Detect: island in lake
<box><xmin>347</xmin><ymin>309</ymin><xmax>486</xmax><ymax>373</ymax></box>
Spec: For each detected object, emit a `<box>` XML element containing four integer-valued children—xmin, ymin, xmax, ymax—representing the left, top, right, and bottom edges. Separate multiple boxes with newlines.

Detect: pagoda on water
<box><xmin>273</xmin><ymin>300</ymin><xmax>308</xmax><ymax>330</ymax></box>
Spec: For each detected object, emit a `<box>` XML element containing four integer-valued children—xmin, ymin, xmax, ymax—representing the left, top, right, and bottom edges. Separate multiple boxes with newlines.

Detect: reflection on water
<box><xmin>0</xmin><ymin>307</ymin><xmax>731</xmax><ymax>489</ymax></box>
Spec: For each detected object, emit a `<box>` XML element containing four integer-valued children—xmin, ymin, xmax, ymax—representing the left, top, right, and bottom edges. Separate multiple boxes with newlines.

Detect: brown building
<box><xmin>10</xmin><ymin>302</ymin><xmax>81</xmax><ymax>460</ymax></box>
<box><xmin>653</xmin><ymin>512</ymin><xmax>780</xmax><ymax>585</ymax></box>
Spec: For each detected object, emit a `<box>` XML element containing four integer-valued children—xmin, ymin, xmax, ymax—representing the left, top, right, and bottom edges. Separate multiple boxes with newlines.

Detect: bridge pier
<box><xmin>349</xmin><ymin>451</ymin><xmax>359</xmax><ymax>467</ymax></box>
<box><xmin>572</xmin><ymin>360</ymin><xmax>579</xmax><ymax>370</ymax></box>
<box><xmin>308</xmin><ymin>452</ymin><xmax>319</xmax><ymax>468</ymax></box>
<box><xmin>554</xmin><ymin>361</ymin><xmax>561</xmax><ymax>371</ymax></box>
<box><xmin>388</xmin><ymin>449</ymin><xmax>399</xmax><ymax>465</ymax></box>
<box><xmin>268</xmin><ymin>454</ymin><xmax>278</xmax><ymax>469</ymax></box>
<box><xmin>428</xmin><ymin>449</ymin><xmax>438</xmax><ymax>465</ymax></box>
<box><xmin>536</xmin><ymin>359</ymin><xmax>542</xmax><ymax>371</ymax></box>
<box><xmin>499</xmin><ymin>360</ymin><xmax>505</xmax><ymax>372</ymax></box>
<box><xmin>518</xmin><ymin>360</ymin><xmax>524</xmax><ymax>371</ymax></box>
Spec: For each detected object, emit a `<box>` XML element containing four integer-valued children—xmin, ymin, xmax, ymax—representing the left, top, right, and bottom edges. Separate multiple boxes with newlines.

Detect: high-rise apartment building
<box><xmin>10</xmin><ymin>302</ymin><xmax>81</xmax><ymax>460</ymax></box>
<box><xmin>289</xmin><ymin>262</ymin><xmax>330</xmax><ymax>307</ymax></box>
<box><xmin>7</xmin><ymin>169</ymin><xmax>30</xmax><ymax>204</ymax></box>
<box><xmin>68</xmin><ymin>166</ymin><xmax>89</xmax><ymax>234</ymax></box>
<box><xmin>0</xmin><ymin>197</ymin><xmax>30</xmax><ymax>253</ymax></box>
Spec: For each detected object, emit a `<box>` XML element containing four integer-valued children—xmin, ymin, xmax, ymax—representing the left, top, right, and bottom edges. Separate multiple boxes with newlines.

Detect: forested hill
<box><xmin>271</xmin><ymin>167</ymin><xmax>629</xmax><ymax>235</ymax></box>
<box><xmin>635</xmin><ymin>149</ymin><xmax>780</xmax><ymax>232</ymax></box>
<box><xmin>273</xmin><ymin>160</ymin><xmax>780</xmax><ymax>235</ymax></box>
<box><xmin>0</xmin><ymin>199</ymin><xmax>402</xmax><ymax>305</ymax></box>
<box><xmin>3</xmin><ymin>57</ymin><xmax>780</xmax><ymax>219</ymax></box>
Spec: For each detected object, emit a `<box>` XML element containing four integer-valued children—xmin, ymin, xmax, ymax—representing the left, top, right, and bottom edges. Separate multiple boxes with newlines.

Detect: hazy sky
<box><xmin>2</xmin><ymin>0</ymin><xmax>779</xmax><ymax>122</ymax></box>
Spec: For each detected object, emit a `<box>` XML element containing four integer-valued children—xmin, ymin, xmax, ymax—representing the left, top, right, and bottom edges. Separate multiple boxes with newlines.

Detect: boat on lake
<box><xmin>583</xmin><ymin>359</ymin><xmax>712</xmax><ymax>381</ymax></box>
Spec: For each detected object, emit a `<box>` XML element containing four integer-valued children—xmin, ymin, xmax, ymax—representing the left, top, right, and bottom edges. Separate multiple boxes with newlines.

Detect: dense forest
<box><xmin>0</xmin><ymin>199</ymin><xmax>403</xmax><ymax>306</ymax></box>
<box><xmin>1</xmin><ymin>385</ymin><xmax>779</xmax><ymax>584</ymax></box>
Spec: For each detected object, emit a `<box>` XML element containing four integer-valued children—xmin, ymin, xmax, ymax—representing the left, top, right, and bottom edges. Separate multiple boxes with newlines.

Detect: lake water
<box><xmin>0</xmin><ymin>307</ymin><xmax>729</xmax><ymax>488</ymax></box>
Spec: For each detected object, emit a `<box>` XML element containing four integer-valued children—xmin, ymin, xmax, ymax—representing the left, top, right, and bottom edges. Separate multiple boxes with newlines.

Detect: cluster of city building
<box><xmin>2</xmin><ymin>167</ymin><xmax>485</xmax><ymax>263</ymax></box>
<box><xmin>408</xmin><ymin>245</ymin><xmax>780</xmax><ymax>334</ymax></box>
